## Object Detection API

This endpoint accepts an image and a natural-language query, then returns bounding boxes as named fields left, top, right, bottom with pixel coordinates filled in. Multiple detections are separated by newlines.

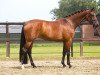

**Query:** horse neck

left=67, top=11, right=89, bottom=30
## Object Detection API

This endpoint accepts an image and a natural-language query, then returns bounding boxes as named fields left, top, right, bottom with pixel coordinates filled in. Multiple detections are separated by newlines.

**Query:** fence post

left=80, top=41, right=83, bottom=56
left=80, top=26, right=83, bottom=56
left=71, top=41, right=73, bottom=57
left=6, top=22, right=10, bottom=58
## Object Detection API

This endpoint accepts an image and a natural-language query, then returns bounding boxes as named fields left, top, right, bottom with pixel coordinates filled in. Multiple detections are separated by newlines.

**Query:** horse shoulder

left=62, top=25, right=75, bottom=41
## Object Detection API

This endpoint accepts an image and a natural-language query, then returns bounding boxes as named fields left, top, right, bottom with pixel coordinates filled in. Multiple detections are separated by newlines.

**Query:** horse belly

left=40, top=29, right=63, bottom=41
left=40, top=35, right=63, bottom=41
left=38, top=22, right=64, bottom=41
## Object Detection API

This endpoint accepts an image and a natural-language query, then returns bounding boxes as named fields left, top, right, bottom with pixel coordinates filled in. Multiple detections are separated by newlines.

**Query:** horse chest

left=62, top=28, right=75, bottom=41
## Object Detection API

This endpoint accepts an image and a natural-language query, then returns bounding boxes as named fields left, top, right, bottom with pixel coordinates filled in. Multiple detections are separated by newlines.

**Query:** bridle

left=80, top=12, right=100, bottom=37
left=90, top=13, right=100, bottom=37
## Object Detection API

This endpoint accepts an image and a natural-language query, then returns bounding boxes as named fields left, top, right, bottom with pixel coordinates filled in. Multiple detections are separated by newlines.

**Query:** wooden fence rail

left=0, top=22, right=24, bottom=57
left=0, top=22, right=100, bottom=58
left=71, top=38, right=100, bottom=57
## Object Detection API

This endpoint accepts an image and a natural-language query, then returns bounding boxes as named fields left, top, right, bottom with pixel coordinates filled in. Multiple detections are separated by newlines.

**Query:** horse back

left=24, top=19, right=75, bottom=41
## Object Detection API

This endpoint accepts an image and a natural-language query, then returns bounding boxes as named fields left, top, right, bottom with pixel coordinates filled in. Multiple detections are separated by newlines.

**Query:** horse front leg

left=67, top=49, right=72, bottom=68
left=63, top=40, right=72, bottom=68
left=61, top=42, right=67, bottom=67
left=66, top=40, right=72, bottom=68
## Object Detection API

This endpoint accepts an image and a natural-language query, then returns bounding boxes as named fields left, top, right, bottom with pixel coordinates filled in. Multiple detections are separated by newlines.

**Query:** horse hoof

left=31, top=63, right=36, bottom=68
left=33, top=65, right=37, bottom=68
left=63, top=64, right=66, bottom=68
left=32, top=65, right=37, bottom=68
left=21, top=65, right=25, bottom=69
left=61, top=61, right=66, bottom=68
left=69, top=65, right=72, bottom=68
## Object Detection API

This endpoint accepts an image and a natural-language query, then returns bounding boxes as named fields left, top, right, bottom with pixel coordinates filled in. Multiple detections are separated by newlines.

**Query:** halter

left=79, top=12, right=100, bottom=37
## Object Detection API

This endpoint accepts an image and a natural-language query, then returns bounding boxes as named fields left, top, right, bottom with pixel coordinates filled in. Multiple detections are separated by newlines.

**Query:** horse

left=19, top=8, right=99, bottom=69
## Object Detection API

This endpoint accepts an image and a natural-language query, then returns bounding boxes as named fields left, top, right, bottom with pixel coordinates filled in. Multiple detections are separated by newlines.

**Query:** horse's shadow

left=11, top=65, right=64, bottom=69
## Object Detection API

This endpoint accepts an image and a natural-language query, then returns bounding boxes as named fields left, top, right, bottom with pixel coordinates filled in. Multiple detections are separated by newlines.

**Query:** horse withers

left=19, top=8, right=99, bottom=69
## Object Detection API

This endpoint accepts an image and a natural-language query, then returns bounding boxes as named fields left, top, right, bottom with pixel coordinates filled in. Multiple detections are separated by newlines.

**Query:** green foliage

left=51, top=0, right=100, bottom=19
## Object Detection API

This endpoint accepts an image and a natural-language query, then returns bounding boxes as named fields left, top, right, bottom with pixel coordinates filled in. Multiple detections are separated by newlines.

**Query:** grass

left=0, top=42, right=100, bottom=60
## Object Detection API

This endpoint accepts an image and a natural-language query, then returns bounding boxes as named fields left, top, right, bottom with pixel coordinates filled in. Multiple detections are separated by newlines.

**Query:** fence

left=0, top=22, right=24, bottom=57
left=0, top=22, right=100, bottom=58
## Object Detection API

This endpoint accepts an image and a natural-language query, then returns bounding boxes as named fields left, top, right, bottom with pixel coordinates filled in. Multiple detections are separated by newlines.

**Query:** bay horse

left=19, top=8, right=99, bottom=69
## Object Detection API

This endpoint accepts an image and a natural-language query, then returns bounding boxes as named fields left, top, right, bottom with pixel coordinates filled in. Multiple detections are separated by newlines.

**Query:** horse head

left=85, top=8, right=99, bottom=29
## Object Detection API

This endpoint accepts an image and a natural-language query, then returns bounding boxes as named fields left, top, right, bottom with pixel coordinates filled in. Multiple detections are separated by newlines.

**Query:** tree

left=51, top=0, right=100, bottom=19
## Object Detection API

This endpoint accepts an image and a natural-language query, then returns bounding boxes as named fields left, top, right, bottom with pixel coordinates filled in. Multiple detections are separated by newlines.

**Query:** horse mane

left=65, top=9, right=89, bottom=18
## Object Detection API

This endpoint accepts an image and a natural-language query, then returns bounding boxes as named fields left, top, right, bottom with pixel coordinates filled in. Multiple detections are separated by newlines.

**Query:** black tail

left=19, top=26, right=28, bottom=64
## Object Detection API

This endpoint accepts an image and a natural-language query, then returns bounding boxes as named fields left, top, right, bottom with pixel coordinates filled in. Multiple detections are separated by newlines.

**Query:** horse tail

left=19, top=25, right=28, bottom=64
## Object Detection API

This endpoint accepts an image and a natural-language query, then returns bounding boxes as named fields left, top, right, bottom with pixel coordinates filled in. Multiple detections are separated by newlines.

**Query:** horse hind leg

left=20, top=41, right=31, bottom=65
left=27, top=51, right=36, bottom=68
left=27, top=42, right=36, bottom=68
left=20, top=47, right=28, bottom=69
